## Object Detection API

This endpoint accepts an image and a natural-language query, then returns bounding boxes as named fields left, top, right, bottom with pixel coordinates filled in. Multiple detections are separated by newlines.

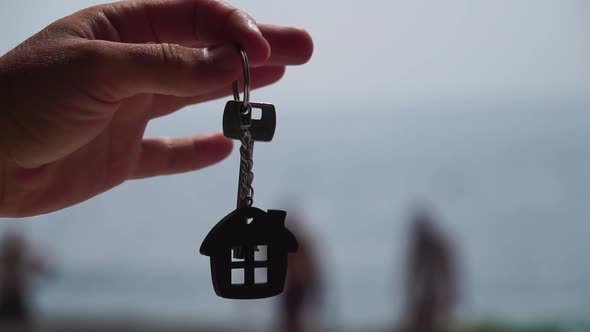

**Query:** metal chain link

left=233, top=49, right=255, bottom=209
left=238, top=127, right=254, bottom=207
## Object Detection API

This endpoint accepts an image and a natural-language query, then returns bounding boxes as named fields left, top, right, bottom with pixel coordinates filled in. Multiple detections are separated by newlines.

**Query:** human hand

left=0, top=0, right=313, bottom=217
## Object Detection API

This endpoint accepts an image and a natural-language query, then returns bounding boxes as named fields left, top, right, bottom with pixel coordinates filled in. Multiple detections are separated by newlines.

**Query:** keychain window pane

left=254, top=245, right=267, bottom=261
left=231, top=269, right=245, bottom=285
left=231, top=246, right=245, bottom=262
left=255, top=268, right=267, bottom=284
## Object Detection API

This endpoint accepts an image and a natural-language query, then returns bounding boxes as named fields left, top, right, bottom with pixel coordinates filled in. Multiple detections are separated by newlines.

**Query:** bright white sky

left=0, top=0, right=588, bottom=103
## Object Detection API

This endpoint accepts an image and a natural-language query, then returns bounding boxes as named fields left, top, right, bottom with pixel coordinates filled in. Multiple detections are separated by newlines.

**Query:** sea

left=1, top=99, right=589, bottom=328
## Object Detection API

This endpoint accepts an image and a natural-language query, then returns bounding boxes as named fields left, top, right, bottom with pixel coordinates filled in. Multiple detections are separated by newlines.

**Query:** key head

left=223, top=100, right=276, bottom=142
left=200, top=207, right=298, bottom=299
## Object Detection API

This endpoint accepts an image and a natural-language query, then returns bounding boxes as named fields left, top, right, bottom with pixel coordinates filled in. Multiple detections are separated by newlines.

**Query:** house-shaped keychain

left=200, top=207, right=298, bottom=299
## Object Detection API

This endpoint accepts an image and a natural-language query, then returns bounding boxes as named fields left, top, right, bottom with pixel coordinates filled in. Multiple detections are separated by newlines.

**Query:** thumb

left=89, top=41, right=243, bottom=99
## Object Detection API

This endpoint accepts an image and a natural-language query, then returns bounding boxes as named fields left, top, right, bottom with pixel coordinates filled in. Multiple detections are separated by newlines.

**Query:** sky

left=0, top=0, right=588, bottom=105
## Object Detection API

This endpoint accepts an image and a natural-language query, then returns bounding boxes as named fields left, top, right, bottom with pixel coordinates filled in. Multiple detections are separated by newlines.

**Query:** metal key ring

left=232, top=49, right=251, bottom=114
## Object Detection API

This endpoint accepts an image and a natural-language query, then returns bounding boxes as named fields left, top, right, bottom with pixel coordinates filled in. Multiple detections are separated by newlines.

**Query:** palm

left=21, top=94, right=156, bottom=212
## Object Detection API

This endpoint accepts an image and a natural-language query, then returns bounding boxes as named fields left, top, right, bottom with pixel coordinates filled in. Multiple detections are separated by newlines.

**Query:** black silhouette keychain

left=200, top=50, right=298, bottom=299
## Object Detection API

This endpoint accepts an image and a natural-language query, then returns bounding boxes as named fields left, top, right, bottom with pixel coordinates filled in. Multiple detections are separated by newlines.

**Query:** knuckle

left=122, top=43, right=188, bottom=69
left=66, top=41, right=109, bottom=71
left=221, top=7, right=244, bottom=33
left=124, top=43, right=158, bottom=63
left=67, top=41, right=111, bottom=81
left=156, top=43, right=186, bottom=67
left=78, top=42, right=104, bottom=63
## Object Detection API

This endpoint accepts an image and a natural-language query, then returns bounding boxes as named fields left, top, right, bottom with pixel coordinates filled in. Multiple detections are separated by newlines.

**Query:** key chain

left=200, top=49, right=298, bottom=299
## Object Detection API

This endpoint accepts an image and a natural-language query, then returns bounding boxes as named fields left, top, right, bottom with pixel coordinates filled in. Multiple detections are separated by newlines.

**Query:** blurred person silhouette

left=401, top=207, right=458, bottom=332
left=0, top=228, right=52, bottom=327
left=280, top=209, right=323, bottom=332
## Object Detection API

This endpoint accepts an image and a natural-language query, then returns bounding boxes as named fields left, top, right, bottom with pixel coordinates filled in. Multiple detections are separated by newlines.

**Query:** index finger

left=72, top=0, right=271, bottom=64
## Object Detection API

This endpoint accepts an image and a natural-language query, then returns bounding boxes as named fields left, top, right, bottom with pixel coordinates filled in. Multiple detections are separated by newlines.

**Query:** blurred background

left=0, top=0, right=589, bottom=331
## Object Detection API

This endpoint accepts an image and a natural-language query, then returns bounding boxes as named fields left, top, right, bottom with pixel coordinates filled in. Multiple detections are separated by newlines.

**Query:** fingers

left=76, top=1, right=314, bottom=66
left=141, top=25, right=314, bottom=117
left=83, top=0, right=270, bottom=64
left=130, top=132, right=233, bottom=179
left=69, top=1, right=313, bottom=101
left=149, top=66, right=286, bottom=119
left=259, top=24, right=314, bottom=66
left=89, top=41, right=244, bottom=99
left=67, top=1, right=314, bottom=104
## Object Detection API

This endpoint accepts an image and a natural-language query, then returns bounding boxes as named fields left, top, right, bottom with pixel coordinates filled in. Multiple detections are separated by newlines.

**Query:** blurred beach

left=1, top=318, right=571, bottom=332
